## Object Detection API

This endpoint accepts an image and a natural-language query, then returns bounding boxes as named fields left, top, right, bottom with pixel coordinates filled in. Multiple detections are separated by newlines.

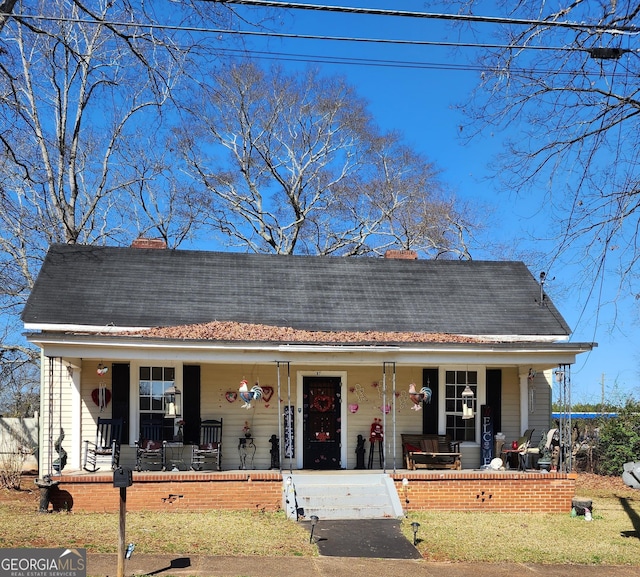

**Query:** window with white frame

left=139, top=366, right=175, bottom=440
left=445, top=370, right=477, bottom=442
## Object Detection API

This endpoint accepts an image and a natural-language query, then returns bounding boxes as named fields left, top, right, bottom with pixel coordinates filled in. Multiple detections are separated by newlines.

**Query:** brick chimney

left=384, top=249, right=418, bottom=260
left=131, top=237, right=167, bottom=249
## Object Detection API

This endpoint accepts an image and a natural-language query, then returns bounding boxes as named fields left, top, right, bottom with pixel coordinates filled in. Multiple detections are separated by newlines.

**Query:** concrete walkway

left=87, top=554, right=640, bottom=577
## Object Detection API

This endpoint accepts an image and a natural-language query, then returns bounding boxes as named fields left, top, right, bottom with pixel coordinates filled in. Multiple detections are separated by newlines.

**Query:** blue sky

left=202, top=1, right=640, bottom=403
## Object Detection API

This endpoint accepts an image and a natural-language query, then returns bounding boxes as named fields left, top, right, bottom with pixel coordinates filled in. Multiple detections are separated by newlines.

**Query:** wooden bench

left=401, top=433, right=462, bottom=470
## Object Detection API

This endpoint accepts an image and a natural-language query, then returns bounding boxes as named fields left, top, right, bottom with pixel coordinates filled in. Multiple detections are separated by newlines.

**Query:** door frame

left=296, top=371, right=347, bottom=470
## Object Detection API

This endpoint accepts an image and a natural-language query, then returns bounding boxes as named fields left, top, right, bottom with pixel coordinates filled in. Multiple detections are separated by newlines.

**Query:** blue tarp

left=552, top=412, right=618, bottom=419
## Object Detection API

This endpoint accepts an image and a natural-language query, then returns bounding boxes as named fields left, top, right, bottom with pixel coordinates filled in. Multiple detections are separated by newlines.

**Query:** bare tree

left=0, top=2, right=184, bottom=348
left=441, top=1, right=640, bottom=295
left=0, top=0, right=18, bottom=33
left=0, top=0, right=245, bottom=400
left=177, top=60, right=476, bottom=257
left=0, top=350, right=39, bottom=417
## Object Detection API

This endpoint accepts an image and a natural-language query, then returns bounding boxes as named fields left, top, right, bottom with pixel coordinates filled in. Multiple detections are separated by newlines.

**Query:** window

left=139, top=366, right=175, bottom=440
left=445, top=370, right=477, bottom=442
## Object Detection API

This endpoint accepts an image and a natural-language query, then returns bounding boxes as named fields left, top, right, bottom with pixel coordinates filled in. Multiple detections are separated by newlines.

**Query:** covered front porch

left=36, top=342, right=585, bottom=479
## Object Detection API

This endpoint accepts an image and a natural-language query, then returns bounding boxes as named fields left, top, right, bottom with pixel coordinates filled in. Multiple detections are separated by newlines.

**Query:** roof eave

left=25, top=330, right=594, bottom=353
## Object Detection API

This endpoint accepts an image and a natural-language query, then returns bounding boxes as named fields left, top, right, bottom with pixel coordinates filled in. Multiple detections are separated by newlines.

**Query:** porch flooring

left=51, top=466, right=563, bottom=480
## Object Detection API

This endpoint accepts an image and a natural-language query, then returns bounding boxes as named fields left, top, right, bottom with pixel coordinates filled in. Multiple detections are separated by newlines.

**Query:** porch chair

left=529, top=428, right=560, bottom=471
left=500, top=428, right=534, bottom=470
left=192, top=418, right=223, bottom=471
left=83, top=417, right=123, bottom=472
left=135, top=422, right=166, bottom=471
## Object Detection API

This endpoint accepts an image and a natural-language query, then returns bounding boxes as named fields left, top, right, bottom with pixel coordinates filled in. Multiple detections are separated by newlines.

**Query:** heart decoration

left=91, top=388, right=111, bottom=407
left=225, top=391, right=237, bottom=402
left=262, top=386, right=274, bottom=402
left=312, top=394, right=334, bottom=412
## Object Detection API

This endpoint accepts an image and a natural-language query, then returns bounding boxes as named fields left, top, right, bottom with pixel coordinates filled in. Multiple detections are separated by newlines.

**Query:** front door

left=303, top=376, right=342, bottom=469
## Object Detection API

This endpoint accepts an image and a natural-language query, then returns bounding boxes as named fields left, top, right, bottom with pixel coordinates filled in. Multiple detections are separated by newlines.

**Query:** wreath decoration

left=312, top=394, right=333, bottom=412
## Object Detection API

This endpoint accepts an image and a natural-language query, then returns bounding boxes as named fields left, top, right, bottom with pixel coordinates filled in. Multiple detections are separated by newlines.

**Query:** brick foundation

left=393, top=471, right=577, bottom=513
left=51, top=471, right=283, bottom=513
left=49, top=470, right=576, bottom=514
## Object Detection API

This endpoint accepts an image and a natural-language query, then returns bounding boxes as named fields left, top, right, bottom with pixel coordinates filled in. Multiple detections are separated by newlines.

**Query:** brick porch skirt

left=46, top=470, right=577, bottom=514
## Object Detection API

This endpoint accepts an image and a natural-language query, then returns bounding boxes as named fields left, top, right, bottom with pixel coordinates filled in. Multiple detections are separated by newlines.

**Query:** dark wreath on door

left=303, top=376, right=342, bottom=469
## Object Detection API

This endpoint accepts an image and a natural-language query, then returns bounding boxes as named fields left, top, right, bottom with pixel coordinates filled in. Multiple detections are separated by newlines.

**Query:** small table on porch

left=500, top=446, right=526, bottom=470
left=164, top=442, right=192, bottom=471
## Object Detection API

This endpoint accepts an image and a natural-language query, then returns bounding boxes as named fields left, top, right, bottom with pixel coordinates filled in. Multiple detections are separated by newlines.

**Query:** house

left=21, top=242, right=593, bottom=513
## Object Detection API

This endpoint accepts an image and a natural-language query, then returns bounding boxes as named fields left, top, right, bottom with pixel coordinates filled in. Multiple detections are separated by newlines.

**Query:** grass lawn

left=1, top=473, right=639, bottom=565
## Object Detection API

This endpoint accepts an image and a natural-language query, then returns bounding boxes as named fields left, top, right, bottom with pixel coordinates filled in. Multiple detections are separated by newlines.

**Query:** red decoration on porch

left=225, top=392, right=237, bottom=402
left=91, top=388, right=111, bottom=408
left=369, top=418, right=383, bottom=442
left=261, top=386, right=274, bottom=402
left=312, top=394, right=333, bottom=412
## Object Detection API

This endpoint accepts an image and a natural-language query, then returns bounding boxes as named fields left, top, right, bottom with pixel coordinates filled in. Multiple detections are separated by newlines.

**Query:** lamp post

left=309, top=515, right=319, bottom=544
left=411, top=521, right=420, bottom=546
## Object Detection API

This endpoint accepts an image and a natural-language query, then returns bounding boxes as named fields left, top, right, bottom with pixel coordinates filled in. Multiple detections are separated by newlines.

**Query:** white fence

left=0, top=415, right=39, bottom=472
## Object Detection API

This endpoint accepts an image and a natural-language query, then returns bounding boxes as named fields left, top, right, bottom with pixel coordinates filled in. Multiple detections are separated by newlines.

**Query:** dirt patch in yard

left=574, top=472, right=639, bottom=498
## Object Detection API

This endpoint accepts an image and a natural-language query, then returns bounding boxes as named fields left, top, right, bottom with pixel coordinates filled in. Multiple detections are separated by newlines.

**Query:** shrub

left=0, top=441, right=27, bottom=490
left=595, top=401, right=640, bottom=476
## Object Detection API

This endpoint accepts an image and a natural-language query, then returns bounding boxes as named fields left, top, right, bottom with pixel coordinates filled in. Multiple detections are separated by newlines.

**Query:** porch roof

left=24, top=244, right=574, bottom=341
left=25, top=330, right=593, bottom=369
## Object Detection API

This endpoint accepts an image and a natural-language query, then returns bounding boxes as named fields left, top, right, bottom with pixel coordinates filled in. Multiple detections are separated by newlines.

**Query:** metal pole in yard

left=117, top=487, right=126, bottom=577
left=287, top=362, right=292, bottom=473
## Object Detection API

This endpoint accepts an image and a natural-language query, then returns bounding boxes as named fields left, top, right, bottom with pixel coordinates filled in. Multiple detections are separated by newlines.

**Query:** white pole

left=382, top=363, right=387, bottom=473
left=392, top=362, right=397, bottom=474
left=276, top=362, right=283, bottom=472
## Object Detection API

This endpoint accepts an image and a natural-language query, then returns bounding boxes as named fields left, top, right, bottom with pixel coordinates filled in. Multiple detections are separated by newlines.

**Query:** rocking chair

left=135, top=422, right=166, bottom=471
left=83, top=417, right=123, bottom=472
left=192, top=419, right=223, bottom=471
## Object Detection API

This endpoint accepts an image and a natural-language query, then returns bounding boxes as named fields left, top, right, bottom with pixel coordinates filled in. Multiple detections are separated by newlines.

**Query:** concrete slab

left=304, top=519, right=422, bottom=559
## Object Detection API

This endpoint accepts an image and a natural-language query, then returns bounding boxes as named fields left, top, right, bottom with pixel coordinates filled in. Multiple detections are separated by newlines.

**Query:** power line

left=3, top=11, right=577, bottom=53
left=2, top=9, right=635, bottom=77
left=212, top=0, right=640, bottom=35
left=214, top=46, right=631, bottom=76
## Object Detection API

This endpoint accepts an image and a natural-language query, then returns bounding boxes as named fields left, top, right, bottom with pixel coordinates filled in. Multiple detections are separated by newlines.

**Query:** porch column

left=69, top=362, right=82, bottom=470
left=518, top=370, right=529, bottom=434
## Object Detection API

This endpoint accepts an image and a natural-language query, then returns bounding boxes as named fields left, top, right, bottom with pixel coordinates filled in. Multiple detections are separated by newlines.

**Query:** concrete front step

left=284, top=473, right=403, bottom=520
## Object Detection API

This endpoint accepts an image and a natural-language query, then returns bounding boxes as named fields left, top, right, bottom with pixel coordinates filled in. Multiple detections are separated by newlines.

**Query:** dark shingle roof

left=22, top=244, right=571, bottom=337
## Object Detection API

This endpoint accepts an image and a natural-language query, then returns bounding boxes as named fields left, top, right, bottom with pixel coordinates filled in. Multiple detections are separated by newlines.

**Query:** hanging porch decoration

left=408, top=382, right=432, bottom=411
left=462, top=385, right=475, bottom=419
left=91, top=386, right=111, bottom=411
left=239, top=379, right=264, bottom=409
